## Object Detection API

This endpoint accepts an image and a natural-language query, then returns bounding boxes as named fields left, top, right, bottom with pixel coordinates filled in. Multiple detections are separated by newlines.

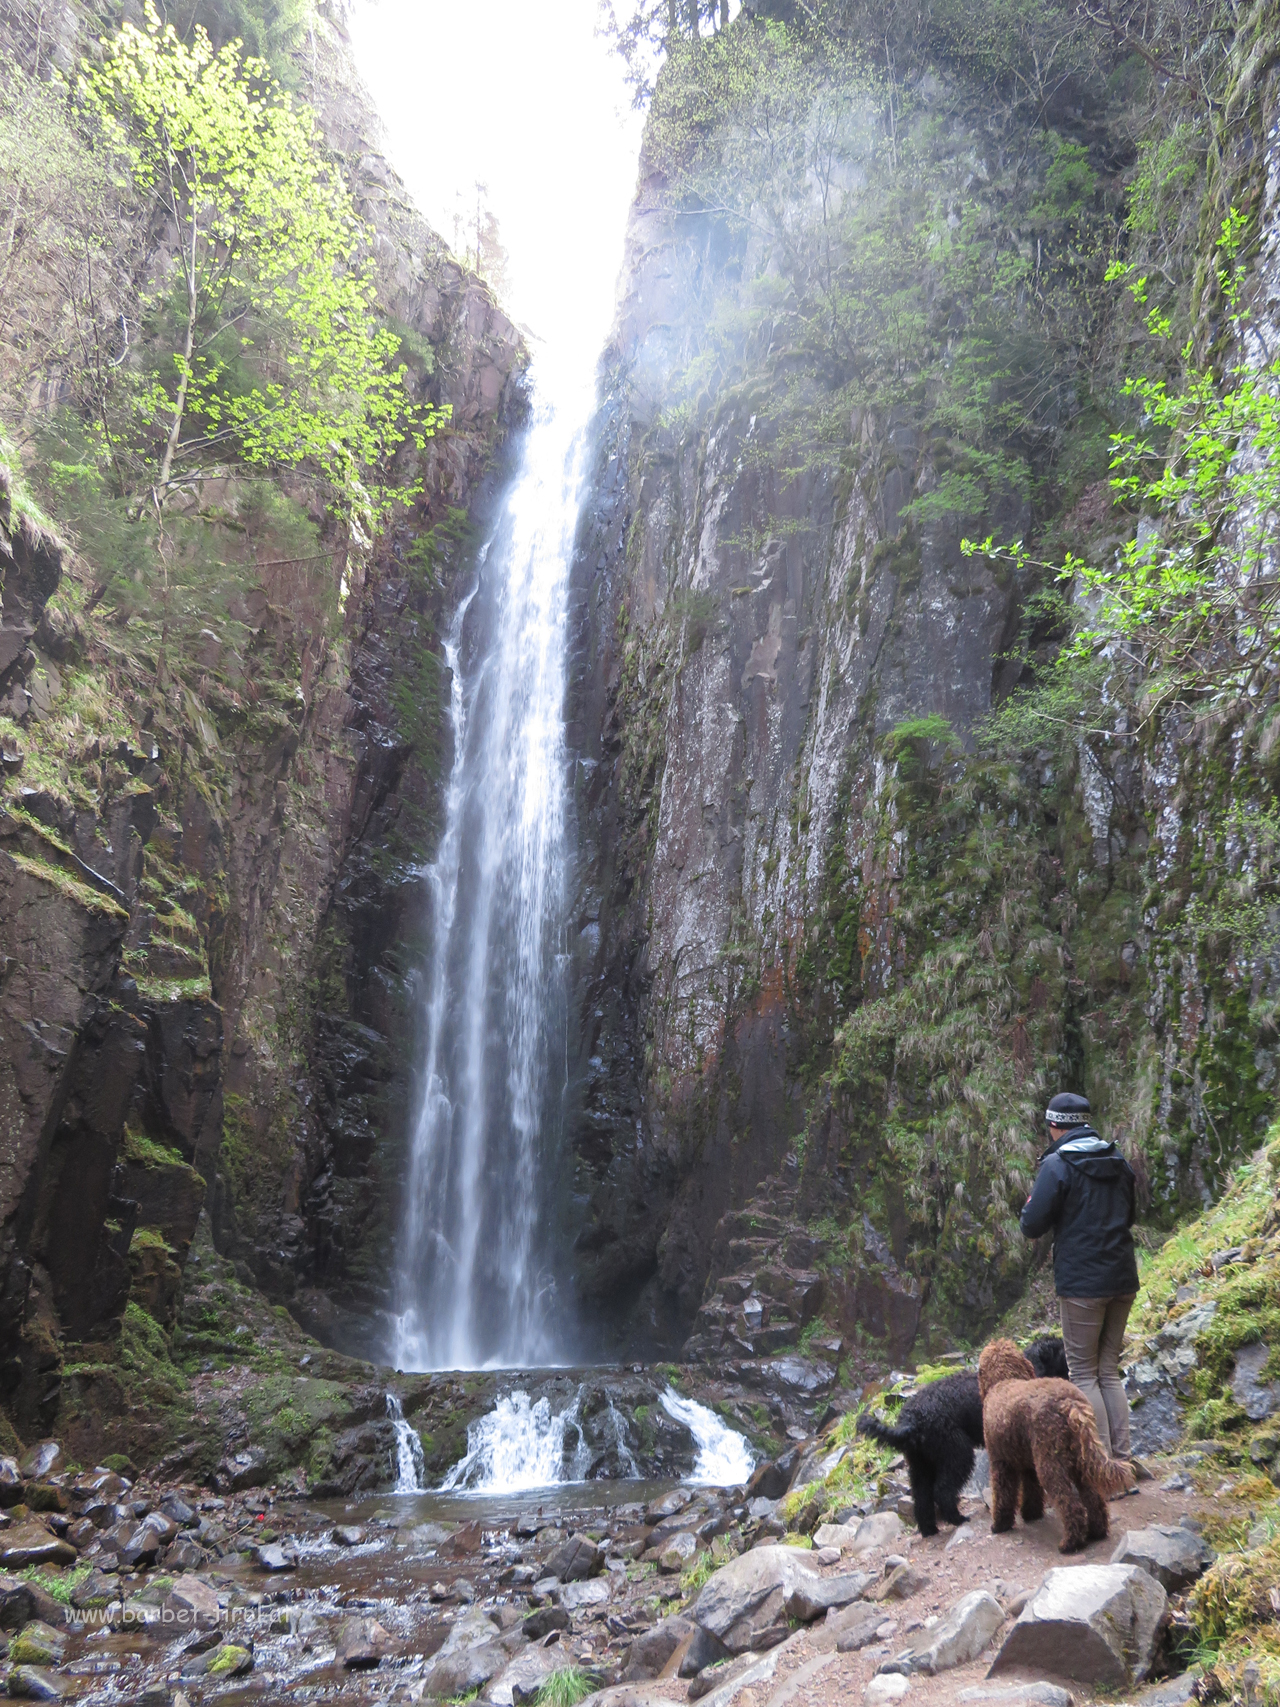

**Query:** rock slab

left=987, top=1565, right=1167, bottom=1688
left=879, top=1591, right=1005, bottom=1676
left=1110, top=1526, right=1214, bottom=1591
left=689, top=1544, right=821, bottom=1655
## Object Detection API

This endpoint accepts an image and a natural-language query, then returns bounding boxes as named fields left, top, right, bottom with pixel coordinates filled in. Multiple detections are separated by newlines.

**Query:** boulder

left=679, top=1623, right=730, bottom=1677
left=746, top=1450, right=800, bottom=1502
left=834, top=1603, right=891, bottom=1653
left=879, top=1591, right=1005, bottom=1676
left=338, top=1615, right=392, bottom=1669
left=622, top=1614, right=693, bottom=1680
left=0, top=1576, right=63, bottom=1630
left=659, top=1532, right=697, bottom=1573
left=784, top=1571, right=873, bottom=1622
left=647, top=1490, right=694, bottom=1521
left=0, top=1526, right=75, bottom=1570
left=160, top=1494, right=197, bottom=1527
left=561, top=1578, right=611, bottom=1614
left=254, top=1541, right=298, bottom=1572
left=333, top=1524, right=366, bottom=1547
left=987, top=1566, right=1166, bottom=1688
left=206, top=1643, right=254, bottom=1678
left=18, top=1444, right=63, bottom=1482
left=70, top=1571, right=117, bottom=1612
left=163, top=1574, right=221, bottom=1631
left=545, top=1532, right=603, bottom=1581
left=814, top=1512, right=902, bottom=1554
left=423, top=1642, right=511, bottom=1698
left=0, top=1460, right=21, bottom=1505
left=1110, top=1526, right=1214, bottom=1592
left=866, top=1565, right=929, bottom=1603
left=486, top=1647, right=571, bottom=1707
left=9, top=1621, right=67, bottom=1666
left=524, top=1607, right=571, bottom=1640
left=689, top=1544, right=821, bottom=1654
left=6, top=1667, right=71, bottom=1700
left=1231, top=1344, right=1276, bottom=1421
left=165, top=1536, right=209, bottom=1572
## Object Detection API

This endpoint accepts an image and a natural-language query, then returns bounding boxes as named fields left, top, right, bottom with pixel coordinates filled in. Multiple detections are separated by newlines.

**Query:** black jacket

left=1020, top=1127, right=1139, bottom=1298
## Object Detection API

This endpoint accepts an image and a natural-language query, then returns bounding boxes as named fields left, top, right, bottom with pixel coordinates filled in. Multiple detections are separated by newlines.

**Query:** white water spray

left=440, top=1390, right=593, bottom=1493
left=386, top=1393, right=426, bottom=1492
left=660, top=1388, right=756, bottom=1486
left=390, top=351, right=595, bottom=1372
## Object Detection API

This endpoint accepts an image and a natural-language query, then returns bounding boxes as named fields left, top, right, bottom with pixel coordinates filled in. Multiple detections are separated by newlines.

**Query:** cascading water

left=659, top=1388, right=756, bottom=1486
left=386, top=1393, right=426, bottom=1492
left=390, top=352, right=591, bottom=1373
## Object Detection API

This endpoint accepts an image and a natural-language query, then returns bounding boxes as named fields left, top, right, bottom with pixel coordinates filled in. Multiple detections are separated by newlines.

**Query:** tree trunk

left=157, top=229, right=199, bottom=503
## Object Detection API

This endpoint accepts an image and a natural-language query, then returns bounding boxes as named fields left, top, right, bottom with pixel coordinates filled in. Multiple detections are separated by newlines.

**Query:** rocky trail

left=0, top=1425, right=1239, bottom=1707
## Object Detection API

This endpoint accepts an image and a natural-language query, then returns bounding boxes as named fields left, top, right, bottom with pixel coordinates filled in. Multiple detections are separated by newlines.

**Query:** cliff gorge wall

left=566, top=1, right=1280, bottom=1361
left=0, top=0, right=525, bottom=1436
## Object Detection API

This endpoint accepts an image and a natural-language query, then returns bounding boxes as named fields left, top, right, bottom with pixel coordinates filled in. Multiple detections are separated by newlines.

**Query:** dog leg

left=1038, top=1455, right=1089, bottom=1552
left=1083, top=1483, right=1110, bottom=1542
left=1018, top=1468, right=1044, bottom=1522
left=933, top=1430, right=973, bottom=1527
left=906, top=1449, right=938, bottom=1538
left=989, top=1456, right=1019, bottom=1533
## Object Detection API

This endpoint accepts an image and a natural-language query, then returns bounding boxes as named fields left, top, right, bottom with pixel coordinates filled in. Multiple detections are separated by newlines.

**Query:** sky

left=348, top=0, right=646, bottom=366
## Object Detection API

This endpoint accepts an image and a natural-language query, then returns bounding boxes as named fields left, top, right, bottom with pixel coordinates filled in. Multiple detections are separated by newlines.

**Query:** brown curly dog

left=979, top=1338, right=1131, bottom=1553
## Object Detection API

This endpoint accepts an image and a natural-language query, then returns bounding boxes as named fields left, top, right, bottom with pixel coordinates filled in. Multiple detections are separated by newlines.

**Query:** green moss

left=122, top=1129, right=187, bottom=1169
left=6, top=849, right=130, bottom=919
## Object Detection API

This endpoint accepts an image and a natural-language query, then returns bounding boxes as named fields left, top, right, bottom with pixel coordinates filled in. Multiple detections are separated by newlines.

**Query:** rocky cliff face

left=0, top=1, right=525, bottom=1434
left=564, top=5, right=1280, bottom=1361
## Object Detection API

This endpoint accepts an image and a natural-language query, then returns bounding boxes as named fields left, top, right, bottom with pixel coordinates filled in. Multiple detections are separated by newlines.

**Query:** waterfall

left=390, top=354, right=589, bottom=1372
left=386, top=1393, right=426, bottom=1492
left=440, top=1389, right=591, bottom=1493
left=660, top=1388, right=756, bottom=1486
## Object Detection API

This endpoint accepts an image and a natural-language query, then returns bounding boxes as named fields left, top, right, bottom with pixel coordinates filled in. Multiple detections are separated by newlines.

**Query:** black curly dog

left=856, top=1336, right=1069, bottom=1537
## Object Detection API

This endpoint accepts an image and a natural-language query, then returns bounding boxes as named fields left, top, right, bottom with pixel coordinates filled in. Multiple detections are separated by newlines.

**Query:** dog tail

left=1065, top=1399, right=1131, bottom=1495
left=856, top=1410, right=911, bottom=1450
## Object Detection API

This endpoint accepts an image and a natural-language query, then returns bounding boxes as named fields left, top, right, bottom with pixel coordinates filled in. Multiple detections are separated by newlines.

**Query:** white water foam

left=386, top=1392, right=426, bottom=1492
left=660, top=1388, right=755, bottom=1486
left=439, top=1385, right=753, bottom=1494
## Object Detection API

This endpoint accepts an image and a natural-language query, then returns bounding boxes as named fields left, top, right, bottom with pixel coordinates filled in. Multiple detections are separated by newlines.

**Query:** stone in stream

left=658, top=1531, right=697, bottom=1572
left=622, top=1613, right=693, bottom=1680
left=332, top=1523, right=366, bottom=1547
left=70, top=1571, right=117, bottom=1612
left=646, top=1489, right=695, bottom=1521
left=0, top=1575, right=64, bottom=1630
left=337, top=1615, right=393, bottom=1669
left=165, top=1535, right=209, bottom=1571
left=163, top=1573, right=222, bottom=1630
left=205, top=1643, right=254, bottom=1679
left=254, top=1540, right=298, bottom=1571
left=987, top=1565, right=1167, bottom=1688
left=545, top=1532, right=603, bottom=1580
left=1110, top=1525, right=1215, bottom=1591
left=784, top=1570, right=873, bottom=1622
left=8, top=1621, right=67, bottom=1666
left=5, top=1666, right=72, bottom=1701
left=878, top=1590, right=1005, bottom=1676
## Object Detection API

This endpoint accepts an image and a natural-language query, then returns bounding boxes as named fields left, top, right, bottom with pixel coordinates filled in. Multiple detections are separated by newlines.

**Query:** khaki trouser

left=1059, top=1293, right=1136, bottom=1458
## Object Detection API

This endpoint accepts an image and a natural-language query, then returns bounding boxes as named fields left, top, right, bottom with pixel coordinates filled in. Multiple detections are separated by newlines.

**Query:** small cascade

left=386, top=1393, right=425, bottom=1493
left=660, top=1388, right=755, bottom=1486
left=440, top=1389, right=589, bottom=1493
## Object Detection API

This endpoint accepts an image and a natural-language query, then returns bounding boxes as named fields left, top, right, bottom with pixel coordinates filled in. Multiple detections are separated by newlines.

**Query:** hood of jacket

left=1051, top=1127, right=1130, bottom=1182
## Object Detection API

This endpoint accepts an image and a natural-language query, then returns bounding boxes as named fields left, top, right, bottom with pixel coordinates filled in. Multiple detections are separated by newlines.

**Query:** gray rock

left=689, top=1544, right=822, bottom=1654
left=878, top=1591, right=1005, bottom=1675
left=958, top=1686, right=1073, bottom=1707
left=680, top=1623, right=729, bottom=1677
left=833, top=1602, right=889, bottom=1653
left=1137, top=1669, right=1202, bottom=1706
left=162, top=1573, right=221, bottom=1631
left=850, top=1513, right=904, bottom=1553
left=253, top=1541, right=297, bottom=1572
left=6, top=1666, right=71, bottom=1700
left=1110, top=1526, right=1214, bottom=1591
left=485, top=1647, right=570, bottom=1707
left=623, top=1614, right=693, bottom=1680
left=659, top=1531, right=698, bottom=1572
left=560, top=1578, right=611, bottom=1614
left=785, top=1570, right=873, bottom=1622
left=337, top=1615, right=392, bottom=1669
left=423, top=1640, right=511, bottom=1697
left=1231, top=1344, right=1276, bottom=1421
left=546, top=1532, right=603, bottom=1581
left=18, top=1443, right=63, bottom=1481
left=987, top=1565, right=1167, bottom=1688
left=523, top=1606, right=571, bottom=1641
left=865, top=1678, right=912, bottom=1705
left=332, top=1524, right=366, bottom=1547
left=867, top=1564, right=929, bottom=1603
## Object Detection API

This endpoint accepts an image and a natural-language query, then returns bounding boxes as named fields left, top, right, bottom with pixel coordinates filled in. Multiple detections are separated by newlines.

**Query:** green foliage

left=532, top=1668, right=600, bottom=1707
left=19, top=1564, right=91, bottom=1605
left=78, top=4, right=443, bottom=524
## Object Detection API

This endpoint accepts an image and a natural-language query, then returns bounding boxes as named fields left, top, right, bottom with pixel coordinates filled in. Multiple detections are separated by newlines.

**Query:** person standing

left=1019, top=1091, right=1139, bottom=1464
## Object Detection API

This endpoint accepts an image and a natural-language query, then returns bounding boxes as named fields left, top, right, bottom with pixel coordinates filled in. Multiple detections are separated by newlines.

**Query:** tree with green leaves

left=78, top=2, right=438, bottom=525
